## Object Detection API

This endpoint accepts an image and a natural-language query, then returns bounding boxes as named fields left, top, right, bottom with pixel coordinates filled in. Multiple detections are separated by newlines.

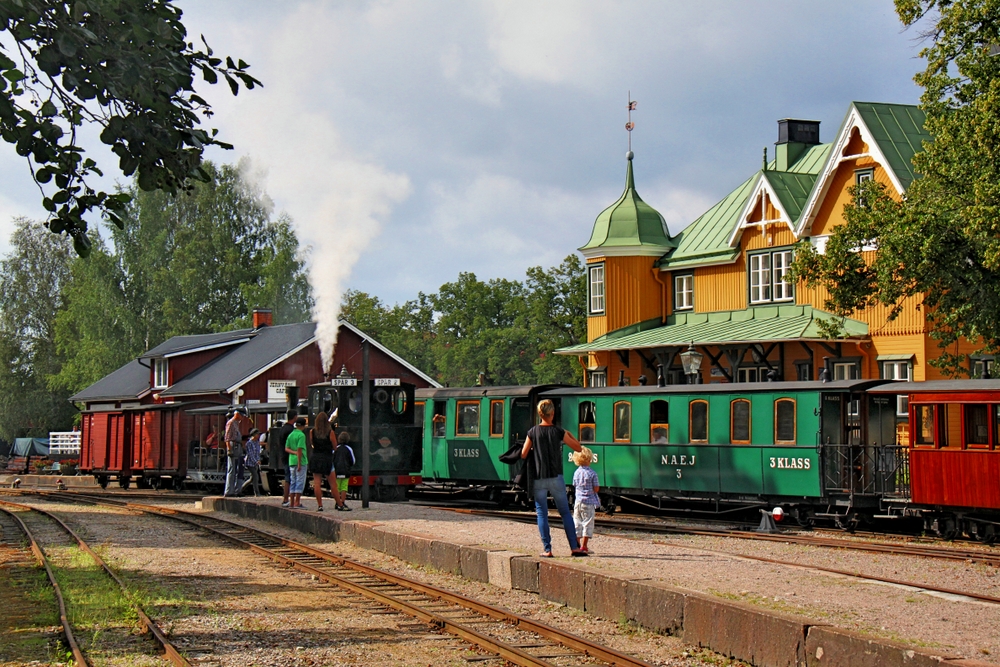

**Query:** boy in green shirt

left=284, top=417, right=309, bottom=509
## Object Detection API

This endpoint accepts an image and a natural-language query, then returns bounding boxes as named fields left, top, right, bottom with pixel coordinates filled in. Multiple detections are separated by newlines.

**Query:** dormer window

left=154, top=359, right=169, bottom=389
left=588, top=264, right=605, bottom=314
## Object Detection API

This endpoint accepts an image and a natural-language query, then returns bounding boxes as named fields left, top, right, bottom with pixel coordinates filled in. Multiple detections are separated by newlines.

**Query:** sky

left=0, top=2, right=928, bottom=310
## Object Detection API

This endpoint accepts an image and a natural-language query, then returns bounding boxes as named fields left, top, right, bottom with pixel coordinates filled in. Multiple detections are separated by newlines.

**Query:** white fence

left=48, top=431, right=81, bottom=456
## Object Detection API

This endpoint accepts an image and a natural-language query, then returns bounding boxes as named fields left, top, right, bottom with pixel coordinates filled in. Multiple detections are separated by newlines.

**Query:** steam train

left=414, top=379, right=1000, bottom=542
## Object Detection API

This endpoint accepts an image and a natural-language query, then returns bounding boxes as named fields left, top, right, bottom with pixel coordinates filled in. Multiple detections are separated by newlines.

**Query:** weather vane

left=626, top=91, right=637, bottom=157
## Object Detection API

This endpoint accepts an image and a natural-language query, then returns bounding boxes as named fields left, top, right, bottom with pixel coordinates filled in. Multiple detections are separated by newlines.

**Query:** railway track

left=440, top=507, right=1000, bottom=566
left=0, top=498, right=191, bottom=667
left=37, top=492, right=656, bottom=667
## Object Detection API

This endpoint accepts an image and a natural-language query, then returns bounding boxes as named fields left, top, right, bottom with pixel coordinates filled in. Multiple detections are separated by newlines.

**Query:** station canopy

left=556, top=305, right=868, bottom=354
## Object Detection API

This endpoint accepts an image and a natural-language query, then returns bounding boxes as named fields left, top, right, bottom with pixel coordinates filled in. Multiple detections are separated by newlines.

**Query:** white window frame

left=589, top=370, right=607, bottom=388
left=772, top=250, right=794, bottom=302
left=588, top=264, right=605, bottom=314
left=153, top=358, right=169, bottom=389
left=855, top=169, right=874, bottom=186
left=737, top=366, right=770, bottom=383
left=749, top=253, right=771, bottom=304
left=881, top=361, right=910, bottom=381
left=674, top=274, right=694, bottom=311
left=833, top=362, right=859, bottom=381
left=896, top=395, right=909, bottom=418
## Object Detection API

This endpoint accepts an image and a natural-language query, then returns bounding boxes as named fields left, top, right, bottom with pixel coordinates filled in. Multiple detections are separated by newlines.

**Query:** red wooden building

left=72, top=310, right=438, bottom=488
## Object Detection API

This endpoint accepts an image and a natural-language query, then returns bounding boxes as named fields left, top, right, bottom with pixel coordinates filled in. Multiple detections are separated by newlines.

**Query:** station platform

left=202, top=495, right=996, bottom=667
left=0, top=473, right=98, bottom=488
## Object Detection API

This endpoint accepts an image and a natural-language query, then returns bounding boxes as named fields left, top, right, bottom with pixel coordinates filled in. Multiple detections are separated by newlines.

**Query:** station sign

left=330, top=378, right=358, bottom=387
left=267, top=380, right=297, bottom=403
left=374, top=378, right=401, bottom=387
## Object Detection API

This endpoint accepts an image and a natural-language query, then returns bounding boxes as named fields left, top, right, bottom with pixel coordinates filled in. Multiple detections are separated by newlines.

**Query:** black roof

left=869, top=379, right=1000, bottom=394
left=541, top=379, right=890, bottom=397
left=415, top=385, right=565, bottom=399
left=70, top=359, right=151, bottom=402
left=161, top=322, right=316, bottom=397
left=187, top=402, right=288, bottom=415
left=142, top=329, right=254, bottom=358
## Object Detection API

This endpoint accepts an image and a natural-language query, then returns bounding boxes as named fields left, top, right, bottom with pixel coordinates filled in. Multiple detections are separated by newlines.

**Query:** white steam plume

left=211, top=6, right=412, bottom=372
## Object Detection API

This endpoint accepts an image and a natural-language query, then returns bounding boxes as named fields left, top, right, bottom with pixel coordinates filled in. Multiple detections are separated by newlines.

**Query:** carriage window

left=414, top=401, right=425, bottom=428
left=323, top=389, right=338, bottom=415
left=689, top=400, right=708, bottom=443
left=490, top=400, right=504, bottom=438
left=456, top=401, right=480, bottom=436
left=432, top=402, right=446, bottom=438
left=579, top=401, right=596, bottom=443
left=650, top=399, right=669, bottom=443
left=775, top=399, right=796, bottom=444
left=731, top=399, right=751, bottom=444
left=965, top=404, right=990, bottom=448
left=613, top=401, right=631, bottom=442
left=348, top=389, right=362, bottom=414
left=914, top=404, right=936, bottom=446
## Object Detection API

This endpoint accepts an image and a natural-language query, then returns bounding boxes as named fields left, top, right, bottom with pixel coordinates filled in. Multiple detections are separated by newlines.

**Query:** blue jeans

left=532, top=476, right=580, bottom=553
left=289, top=465, right=307, bottom=495
left=224, top=455, right=240, bottom=496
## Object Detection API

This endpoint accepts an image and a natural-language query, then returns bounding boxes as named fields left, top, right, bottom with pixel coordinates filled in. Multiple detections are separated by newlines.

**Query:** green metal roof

left=656, top=143, right=831, bottom=271
left=581, top=156, right=676, bottom=252
left=852, top=102, right=928, bottom=191
left=555, top=305, right=867, bottom=354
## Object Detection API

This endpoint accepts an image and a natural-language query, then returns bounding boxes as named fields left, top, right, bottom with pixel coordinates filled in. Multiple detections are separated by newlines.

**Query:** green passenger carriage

left=417, top=380, right=903, bottom=523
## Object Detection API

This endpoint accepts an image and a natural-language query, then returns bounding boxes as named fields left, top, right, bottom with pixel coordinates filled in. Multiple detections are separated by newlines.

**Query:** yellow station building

left=557, top=102, right=985, bottom=407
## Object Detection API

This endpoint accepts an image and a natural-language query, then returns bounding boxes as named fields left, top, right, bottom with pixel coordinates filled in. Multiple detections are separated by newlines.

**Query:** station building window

left=650, top=399, right=669, bottom=443
left=795, top=361, right=813, bottom=382
left=749, top=248, right=794, bottom=304
left=879, top=358, right=911, bottom=416
left=775, top=398, right=796, bottom=444
left=613, top=401, right=631, bottom=442
left=737, top=366, right=771, bottom=383
left=674, top=274, right=693, bottom=311
left=489, top=400, right=504, bottom=438
left=154, top=358, right=169, bottom=389
left=689, top=400, right=708, bottom=443
left=579, top=401, right=596, bottom=443
left=456, top=401, right=480, bottom=436
left=730, top=399, right=751, bottom=444
left=588, top=264, right=605, bottom=314
left=588, top=370, right=607, bottom=388
left=972, top=356, right=995, bottom=379
left=831, top=360, right=860, bottom=381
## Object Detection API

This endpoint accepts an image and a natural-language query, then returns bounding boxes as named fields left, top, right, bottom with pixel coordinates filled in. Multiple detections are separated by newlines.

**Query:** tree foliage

left=49, top=159, right=314, bottom=393
left=0, top=0, right=259, bottom=254
left=340, top=255, right=587, bottom=386
left=791, top=0, right=1000, bottom=373
left=0, top=218, right=75, bottom=439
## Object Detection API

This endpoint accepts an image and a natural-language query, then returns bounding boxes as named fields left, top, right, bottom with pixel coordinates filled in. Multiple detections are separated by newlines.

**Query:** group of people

left=222, top=406, right=263, bottom=497
left=521, top=399, right=600, bottom=557
left=221, top=407, right=355, bottom=509
left=275, top=409, right=355, bottom=511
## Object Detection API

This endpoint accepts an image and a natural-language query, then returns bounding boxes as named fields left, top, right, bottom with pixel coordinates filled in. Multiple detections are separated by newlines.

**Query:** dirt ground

left=7, top=499, right=747, bottom=667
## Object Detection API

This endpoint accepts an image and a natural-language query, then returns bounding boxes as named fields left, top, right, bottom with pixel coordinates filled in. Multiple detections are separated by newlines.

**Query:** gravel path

left=223, top=496, right=1000, bottom=663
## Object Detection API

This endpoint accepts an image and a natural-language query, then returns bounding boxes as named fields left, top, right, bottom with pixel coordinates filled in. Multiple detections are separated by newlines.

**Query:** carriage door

left=868, top=394, right=899, bottom=495
left=820, top=393, right=847, bottom=492
left=508, top=398, right=531, bottom=483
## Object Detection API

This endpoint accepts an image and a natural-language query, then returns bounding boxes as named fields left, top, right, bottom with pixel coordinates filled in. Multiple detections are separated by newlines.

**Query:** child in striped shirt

left=572, top=447, right=600, bottom=553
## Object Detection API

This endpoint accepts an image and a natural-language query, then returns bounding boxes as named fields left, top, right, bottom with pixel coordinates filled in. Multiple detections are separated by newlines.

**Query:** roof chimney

left=775, top=119, right=820, bottom=171
left=252, top=308, right=273, bottom=329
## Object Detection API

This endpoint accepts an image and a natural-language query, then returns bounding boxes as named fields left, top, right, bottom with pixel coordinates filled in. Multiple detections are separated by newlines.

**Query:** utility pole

left=361, top=338, right=371, bottom=509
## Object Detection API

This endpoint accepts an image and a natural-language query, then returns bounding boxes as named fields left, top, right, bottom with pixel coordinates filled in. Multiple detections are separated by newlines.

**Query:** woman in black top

left=521, top=399, right=587, bottom=557
left=308, top=411, right=335, bottom=511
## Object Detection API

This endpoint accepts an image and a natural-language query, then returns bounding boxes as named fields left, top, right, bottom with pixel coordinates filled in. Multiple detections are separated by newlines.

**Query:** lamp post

left=679, top=342, right=703, bottom=385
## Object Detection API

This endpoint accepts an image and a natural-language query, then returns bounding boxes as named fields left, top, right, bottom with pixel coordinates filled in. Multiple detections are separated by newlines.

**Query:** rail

left=58, top=492, right=654, bottom=667
left=0, top=499, right=191, bottom=667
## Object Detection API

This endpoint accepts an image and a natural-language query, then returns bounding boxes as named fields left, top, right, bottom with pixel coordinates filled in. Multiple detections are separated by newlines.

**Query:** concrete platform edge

left=203, top=497, right=990, bottom=667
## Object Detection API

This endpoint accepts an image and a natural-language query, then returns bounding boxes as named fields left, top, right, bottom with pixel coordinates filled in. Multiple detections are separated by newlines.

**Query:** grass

left=0, top=551, right=63, bottom=664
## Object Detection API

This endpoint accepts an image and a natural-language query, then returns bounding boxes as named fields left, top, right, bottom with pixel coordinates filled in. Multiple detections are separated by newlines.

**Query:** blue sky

left=0, top=2, right=927, bottom=314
